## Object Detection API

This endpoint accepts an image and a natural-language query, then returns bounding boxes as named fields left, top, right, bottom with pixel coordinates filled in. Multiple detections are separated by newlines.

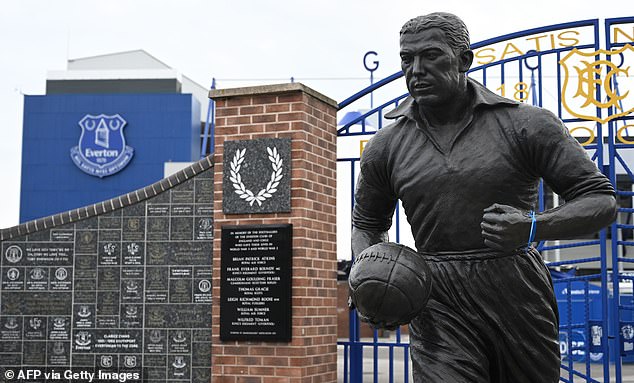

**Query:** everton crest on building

left=70, top=114, right=134, bottom=177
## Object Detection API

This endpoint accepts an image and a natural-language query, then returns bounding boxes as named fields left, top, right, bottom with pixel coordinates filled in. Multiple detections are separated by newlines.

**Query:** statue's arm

left=481, top=108, right=617, bottom=251
left=349, top=140, right=397, bottom=312
left=351, top=227, right=389, bottom=258
left=534, top=193, right=616, bottom=240
left=481, top=194, right=616, bottom=251
left=351, top=134, right=397, bottom=255
left=351, top=172, right=397, bottom=255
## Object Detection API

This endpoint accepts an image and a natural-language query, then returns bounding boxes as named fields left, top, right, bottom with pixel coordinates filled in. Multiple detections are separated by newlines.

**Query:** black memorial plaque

left=220, top=224, right=292, bottom=341
left=0, top=166, right=214, bottom=381
left=222, top=138, right=291, bottom=215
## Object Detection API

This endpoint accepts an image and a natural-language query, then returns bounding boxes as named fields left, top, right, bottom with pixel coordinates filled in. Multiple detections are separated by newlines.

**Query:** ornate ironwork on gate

left=337, top=17, right=634, bottom=383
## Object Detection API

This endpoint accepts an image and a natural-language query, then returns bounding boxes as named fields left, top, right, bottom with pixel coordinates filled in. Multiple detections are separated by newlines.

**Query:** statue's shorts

left=410, top=247, right=560, bottom=383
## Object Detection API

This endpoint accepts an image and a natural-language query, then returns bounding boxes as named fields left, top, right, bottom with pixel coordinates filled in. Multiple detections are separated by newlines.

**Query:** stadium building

left=19, top=50, right=210, bottom=222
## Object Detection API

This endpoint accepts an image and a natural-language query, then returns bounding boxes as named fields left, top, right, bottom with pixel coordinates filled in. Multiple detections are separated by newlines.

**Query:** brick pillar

left=209, top=83, right=339, bottom=382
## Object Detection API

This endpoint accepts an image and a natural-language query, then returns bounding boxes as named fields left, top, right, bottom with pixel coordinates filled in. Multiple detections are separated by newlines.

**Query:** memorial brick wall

left=210, top=83, right=339, bottom=382
left=0, top=157, right=214, bottom=382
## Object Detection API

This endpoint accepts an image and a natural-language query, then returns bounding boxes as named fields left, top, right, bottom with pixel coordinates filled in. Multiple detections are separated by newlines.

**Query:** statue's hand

left=350, top=292, right=399, bottom=330
left=481, top=203, right=532, bottom=251
left=357, top=311, right=399, bottom=331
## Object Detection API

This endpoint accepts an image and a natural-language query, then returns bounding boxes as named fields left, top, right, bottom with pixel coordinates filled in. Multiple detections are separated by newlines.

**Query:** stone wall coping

left=209, top=82, right=338, bottom=109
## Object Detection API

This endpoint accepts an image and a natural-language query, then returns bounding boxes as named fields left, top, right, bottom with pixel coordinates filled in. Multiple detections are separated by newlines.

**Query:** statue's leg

left=410, top=250, right=560, bottom=383
left=481, top=248, right=560, bottom=383
left=409, top=301, right=490, bottom=383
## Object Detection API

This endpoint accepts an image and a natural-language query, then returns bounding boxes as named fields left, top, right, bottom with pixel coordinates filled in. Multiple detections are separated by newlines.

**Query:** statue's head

left=400, top=12, right=470, bottom=55
left=399, top=12, right=473, bottom=108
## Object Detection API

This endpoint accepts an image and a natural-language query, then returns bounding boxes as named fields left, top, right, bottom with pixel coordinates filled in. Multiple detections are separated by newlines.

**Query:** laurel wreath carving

left=229, top=147, right=284, bottom=206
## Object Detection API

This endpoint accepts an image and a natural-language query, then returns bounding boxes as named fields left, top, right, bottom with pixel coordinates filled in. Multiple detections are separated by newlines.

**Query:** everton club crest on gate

left=70, top=114, right=134, bottom=177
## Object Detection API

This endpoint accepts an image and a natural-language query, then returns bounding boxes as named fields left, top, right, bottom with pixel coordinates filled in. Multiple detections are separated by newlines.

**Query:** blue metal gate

left=337, top=17, right=634, bottom=382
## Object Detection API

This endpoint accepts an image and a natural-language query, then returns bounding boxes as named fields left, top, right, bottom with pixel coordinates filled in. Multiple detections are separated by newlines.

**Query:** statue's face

left=400, top=28, right=468, bottom=107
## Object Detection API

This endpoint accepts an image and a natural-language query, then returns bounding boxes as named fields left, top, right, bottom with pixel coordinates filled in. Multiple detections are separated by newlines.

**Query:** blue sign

left=621, top=321, right=634, bottom=355
left=588, top=320, right=603, bottom=354
left=560, top=330, right=603, bottom=363
left=70, top=114, right=134, bottom=177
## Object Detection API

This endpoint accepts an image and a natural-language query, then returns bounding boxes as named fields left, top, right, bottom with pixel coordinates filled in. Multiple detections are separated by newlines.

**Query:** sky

left=0, top=0, right=632, bottom=229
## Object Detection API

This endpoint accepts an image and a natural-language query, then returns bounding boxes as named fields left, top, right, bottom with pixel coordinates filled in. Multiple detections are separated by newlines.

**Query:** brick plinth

left=209, top=83, right=339, bottom=382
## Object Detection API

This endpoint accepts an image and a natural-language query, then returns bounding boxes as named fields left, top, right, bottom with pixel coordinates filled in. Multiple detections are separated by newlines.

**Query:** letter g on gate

left=364, top=51, right=379, bottom=72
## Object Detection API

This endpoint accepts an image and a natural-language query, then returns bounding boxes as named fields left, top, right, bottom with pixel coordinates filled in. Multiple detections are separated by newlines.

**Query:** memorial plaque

left=172, top=191, right=194, bottom=205
left=72, top=353, right=94, bottom=366
left=76, top=216, right=98, bottom=230
left=146, top=242, right=169, bottom=264
left=24, top=316, right=47, bottom=339
left=168, top=354, right=191, bottom=380
left=122, top=217, right=145, bottom=241
left=147, top=205, right=170, bottom=216
left=97, top=267, right=120, bottom=290
left=99, top=230, right=121, bottom=242
left=0, top=166, right=214, bottom=380
left=168, top=329, right=191, bottom=353
left=24, top=341, right=46, bottom=364
left=99, top=216, right=122, bottom=229
left=195, top=217, right=214, bottom=241
left=191, top=341, right=212, bottom=366
left=122, top=202, right=146, bottom=217
left=51, top=266, right=73, bottom=290
left=147, top=218, right=170, bottom=241
left=2, top=266, right=24, bottom=290
left=195, top=179, right=213, bottom=204
left=144, top=353, right=167, bottom=366
left=220, top=224, right=292, bottom=341
left=99, top=242, right=121, bottom=265
left=76, top=231, right=98, bottom=254
left=144, top=329, right=167, bottom=353
left=122, top=242, right=144, bottom=265
left=192, top=367, right=212, bottom=383
left=27, top=229, right=51, bottom=242
left=51, top=230, right=74, bottom=242
left=169, top=242, right=212, bottom=265
left=73, top=304, right=96, bottom=329
left=170, top=216, right=193, bottom=240
left=222, top=138, right=291, bottom=214
left=47, top=341, right=70, bottom=365
left=171, top=204, right=194, bottom=216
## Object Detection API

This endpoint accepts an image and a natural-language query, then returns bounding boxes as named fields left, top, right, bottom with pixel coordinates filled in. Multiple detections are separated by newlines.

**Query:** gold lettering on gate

left=360, top=140, right=369, bottom=156
left=574, top=60, right=627, bottom=109
left=473, top=29, right=582, bottom=65
left=569, top=126, right=595, bottom=146
left=559, top=44, right=634, bottom=123
left=617, top=124, right=634, bottom=144
left=613, top=27, right=634, bottom=44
